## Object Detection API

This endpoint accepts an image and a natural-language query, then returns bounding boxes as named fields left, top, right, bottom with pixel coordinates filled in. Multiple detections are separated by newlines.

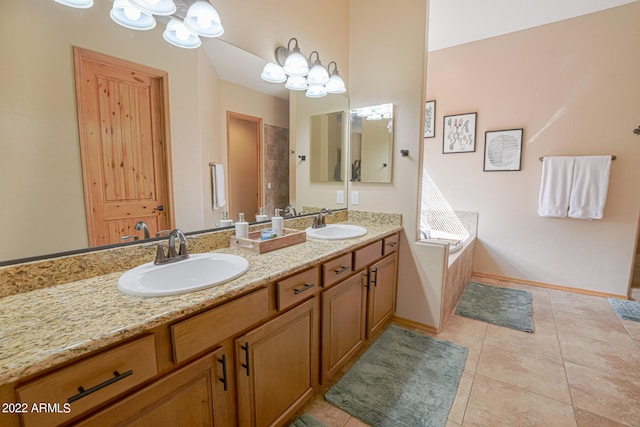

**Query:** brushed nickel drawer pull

left=293, top=283, right=315, bottom=295
left=386, top=242, right=398, bottom=247
left=67, top=370, right=133, bottom=403
left=334, top=266, right=350, bottom=275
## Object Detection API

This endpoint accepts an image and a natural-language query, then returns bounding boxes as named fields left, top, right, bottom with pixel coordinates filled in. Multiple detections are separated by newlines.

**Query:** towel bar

left=539, top=155, right=616, bottom=161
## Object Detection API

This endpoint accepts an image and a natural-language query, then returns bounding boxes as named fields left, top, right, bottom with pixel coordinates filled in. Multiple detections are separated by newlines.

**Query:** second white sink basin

left=305, top=224, right=368, bottom=240
left=118, top=253, right=249, bottom=297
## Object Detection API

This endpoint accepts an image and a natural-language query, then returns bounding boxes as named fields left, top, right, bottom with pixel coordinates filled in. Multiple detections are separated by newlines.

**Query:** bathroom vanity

left=0, top=218, right=401, bottom=427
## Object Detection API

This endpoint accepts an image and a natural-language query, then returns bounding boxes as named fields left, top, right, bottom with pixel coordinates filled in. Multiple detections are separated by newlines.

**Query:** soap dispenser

left=219, top=211, right=233, bottom=227
left=235, top=213, right=249, bottom=239
left=255, top=207, right=269, bottom=222
left=272, top=208, right=284, bottom=237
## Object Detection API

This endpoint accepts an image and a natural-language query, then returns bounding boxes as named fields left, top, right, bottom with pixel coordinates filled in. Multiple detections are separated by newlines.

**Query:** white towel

left=568, top=156, right=611, bottom=220
left=211, top=163, right=226, bottom=210
left=538, top=156, right=574, bottom=217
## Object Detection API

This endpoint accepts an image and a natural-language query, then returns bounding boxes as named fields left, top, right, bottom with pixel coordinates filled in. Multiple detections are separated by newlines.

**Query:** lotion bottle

left=235, top=213, right=249, bottom=239
left=219, top=211, right=234, bottom=227
left=272, top=208, right=284, bottom=237
left=255, top=207, right=269, bottom=222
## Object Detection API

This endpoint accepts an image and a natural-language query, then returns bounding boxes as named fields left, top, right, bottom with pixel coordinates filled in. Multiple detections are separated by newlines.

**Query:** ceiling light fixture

left=52, top=0, right=223, bottom=49
left=260, top=37, right=346, bottom=98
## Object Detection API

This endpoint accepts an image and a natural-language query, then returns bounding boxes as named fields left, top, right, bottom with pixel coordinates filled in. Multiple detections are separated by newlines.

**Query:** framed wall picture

left=424, top=100, right=436, bottom=138
left=483, top=128, right=523, bottom=171
left=443, top=112, right=476, bottom=153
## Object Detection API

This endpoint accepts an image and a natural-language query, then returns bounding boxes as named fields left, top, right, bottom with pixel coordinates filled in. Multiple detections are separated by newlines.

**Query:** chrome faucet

left=312, top=208, right=332, bottom=229
left=135, top=221, right=151, bottom=239
left=283, top=205, right=297, bottom=217
left=146, top=229, right=189, bottom=265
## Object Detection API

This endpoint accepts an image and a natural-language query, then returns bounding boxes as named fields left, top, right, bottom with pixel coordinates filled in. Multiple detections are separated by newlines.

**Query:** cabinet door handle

left=241, top=342, right=250, bottom=376
left=218, top=354, right=228, bottom=391
left=334, top=265, right=350, bottom=275
left=386, top=241, right=398, bottom=247
left=370, top=268, right=378, bottom=287
left=293, top=283, right=315, bottom=295
left=362, top=271, right=370, bottom=290
left=67, top=370, right=133, bottom=403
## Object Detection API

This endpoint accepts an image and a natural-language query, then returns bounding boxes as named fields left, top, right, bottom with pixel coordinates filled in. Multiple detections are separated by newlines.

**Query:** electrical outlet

left=351, top=191, right=359, bottom=205
left=267, top=182, right=272, bottom=189
left=337, top=190, right=344, bottom=204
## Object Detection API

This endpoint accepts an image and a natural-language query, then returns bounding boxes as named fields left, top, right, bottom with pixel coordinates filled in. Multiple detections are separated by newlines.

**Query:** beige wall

left=424, top=3, right=640, bottom=297
left=349, top=0, right=432, bottom=325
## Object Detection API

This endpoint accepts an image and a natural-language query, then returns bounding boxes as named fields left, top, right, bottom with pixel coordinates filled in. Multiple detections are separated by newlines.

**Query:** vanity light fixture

left=110, top=0, right=156, bottom=31
left=53, top=0, right=93, bottom=8
left=163, top=18, right=201, bottom=49
left=260, top=38, right=346, bottom=98
left=53, top=0, right=223, bottom=49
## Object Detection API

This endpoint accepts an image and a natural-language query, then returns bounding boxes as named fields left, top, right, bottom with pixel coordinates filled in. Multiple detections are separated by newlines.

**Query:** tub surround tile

left=0, top=216, right=400, bottom=386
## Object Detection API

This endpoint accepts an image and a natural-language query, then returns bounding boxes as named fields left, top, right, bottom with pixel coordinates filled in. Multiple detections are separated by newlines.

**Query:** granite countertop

left=0, top=221, right=401, bottom=386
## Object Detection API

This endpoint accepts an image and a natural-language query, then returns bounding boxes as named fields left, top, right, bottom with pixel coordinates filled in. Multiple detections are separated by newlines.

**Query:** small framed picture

left=424, top=100, right=436, bottom=138
left=443, top=112, right=476, bottom=153
left=483, top=128, right=523, bottom=171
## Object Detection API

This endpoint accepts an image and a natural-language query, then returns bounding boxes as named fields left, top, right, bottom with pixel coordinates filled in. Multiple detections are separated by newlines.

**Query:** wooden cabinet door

left=77, top=347, right=232, bottom=427
left=321, top=272, right=367, bottom=383
left=235, top=298, right=319, bottom=427
left=367, top=252, right=398, bottom=338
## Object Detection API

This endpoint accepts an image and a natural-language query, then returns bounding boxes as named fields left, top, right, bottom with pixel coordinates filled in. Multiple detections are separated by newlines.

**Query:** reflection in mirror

left=292, top=91, right=349, bottom=213
left=350, top=104, right=394, bottom=183
left=310, top=112, right=344, bottom=183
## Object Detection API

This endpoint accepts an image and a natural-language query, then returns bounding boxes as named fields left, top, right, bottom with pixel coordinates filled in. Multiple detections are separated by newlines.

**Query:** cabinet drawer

left=171, top=287, right=269, bottom=364
left=322, top=253, right=353, bottom=288
left=383, top=233, right=400, bottom=256
left=16, top=335, right=157, bottom=427
left=277, top=266, right=320, bottom=311
left=353, top=240, right=383, bottom=271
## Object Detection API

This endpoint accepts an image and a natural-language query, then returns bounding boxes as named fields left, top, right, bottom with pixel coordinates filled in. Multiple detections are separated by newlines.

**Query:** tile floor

left=295, top=277, right=640, bottom=427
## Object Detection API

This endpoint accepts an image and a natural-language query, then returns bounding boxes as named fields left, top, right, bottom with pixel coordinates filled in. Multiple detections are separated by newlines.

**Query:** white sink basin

left=118, top=253, right=249, bottom=297
left=305, top=224, right=368, bottom=240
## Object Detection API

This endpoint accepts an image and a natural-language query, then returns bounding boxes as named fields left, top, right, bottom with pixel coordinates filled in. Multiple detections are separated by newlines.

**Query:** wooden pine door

left=74, top=47, right=173, bottom=246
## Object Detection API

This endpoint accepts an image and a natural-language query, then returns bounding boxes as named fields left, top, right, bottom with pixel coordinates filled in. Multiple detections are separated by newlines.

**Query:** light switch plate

left=351, top=191, right=359, bottom=205
left=337, top=190, right=344, bottom=204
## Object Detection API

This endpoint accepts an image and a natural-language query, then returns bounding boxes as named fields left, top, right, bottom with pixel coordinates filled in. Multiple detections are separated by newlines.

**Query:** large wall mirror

left=349, top=103, right=394, bottom=183
left=0, top=1, right=346, bottom=264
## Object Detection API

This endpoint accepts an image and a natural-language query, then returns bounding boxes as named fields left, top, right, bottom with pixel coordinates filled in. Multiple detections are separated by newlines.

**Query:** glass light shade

left=184, top=1, right=224, bottom=37
left=261, top=62, right=287, bottom=83
left=285, top=75, right=308, bottom=91
left=53, top=0, right=93, bottom=8
left=110, top=0, right=156, bottom=31
left=283, top=50, right=309, bottom=76
left=129, top=0, right=176, bottom=16
left=325, top=73, right=346, bottom=94
left=306, top=84, right=327, bottom=98
left=163, top=19, right=201, bottom=49
left=306, top=63, right=329, bottom=85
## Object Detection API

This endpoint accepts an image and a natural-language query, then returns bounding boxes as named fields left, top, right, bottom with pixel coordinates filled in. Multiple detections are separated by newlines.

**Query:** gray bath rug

left=325, top=324, right=468, bottom=427
left=608, top=298, right=640, bottom=322
left=455, top=282, right=534, bottom=332
left=289, top=413, right=326, bottom=427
